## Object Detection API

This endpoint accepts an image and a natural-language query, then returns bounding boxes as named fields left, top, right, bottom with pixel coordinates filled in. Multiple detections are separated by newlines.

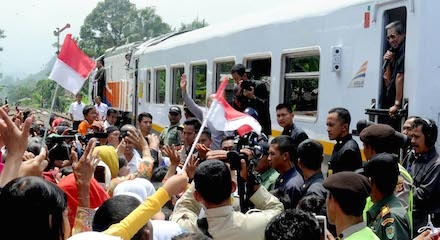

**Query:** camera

left=240, top=80, right=255, bottom=91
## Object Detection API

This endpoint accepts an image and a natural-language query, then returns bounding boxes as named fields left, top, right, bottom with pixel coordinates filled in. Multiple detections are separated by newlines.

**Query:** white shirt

left=127, top=150, right=142, bottom=173
left=68, top=102, right=86, bottom=121
left=94, top=102, right=108, bottom=120
left=103, top=120, right=112, bottom=130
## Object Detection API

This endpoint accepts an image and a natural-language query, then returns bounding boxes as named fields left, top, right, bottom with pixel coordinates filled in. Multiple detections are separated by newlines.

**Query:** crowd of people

left=0, top=21, right=438, bottom=240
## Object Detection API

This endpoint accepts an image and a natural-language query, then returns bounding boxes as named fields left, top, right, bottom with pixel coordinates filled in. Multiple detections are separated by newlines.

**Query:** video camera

left=227, top=131, right=268, bottom=213
left=228, top=131, right=269, bottom=171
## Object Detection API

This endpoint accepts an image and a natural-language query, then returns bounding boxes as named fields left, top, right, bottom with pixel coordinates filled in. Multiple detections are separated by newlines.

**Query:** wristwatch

left=394, top=100, right=401, bottom=106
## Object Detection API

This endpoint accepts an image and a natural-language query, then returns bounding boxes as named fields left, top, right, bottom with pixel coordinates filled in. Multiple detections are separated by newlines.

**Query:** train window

left=171, top=67, right=184, bottom=105
left=214, top=61, right=235, bottom=104
left=191, top=64, right=207, bottom=106
left=283, top=52, right=320, bottom=118
left=155, top=69, right=166, bottom=104
left=146, top=69, right=151, bottom=103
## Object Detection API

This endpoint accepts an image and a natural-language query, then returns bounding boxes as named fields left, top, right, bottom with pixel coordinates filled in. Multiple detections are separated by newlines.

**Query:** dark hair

left=297, top=139, right=323, bottom=171
left=328, top=191, right=365, bottom=217
left=97, top=59, right=104, bottom=66
left=385, top=20, right=405, bottom=35
left=271, top=135, right=297, bottom=164
left=276, top=103, right=293, bottom=113
left=30, top=122, right=41, bottom=137
left=117, top=155, right=127, bottom=170
left=0, top=176, right=68, bottom=240
left=58, top=121, right=71, bottom=127
left=93, top=195, right=147, bottom=240
left=201, top=127, right=211, bottom=139
left=297, top=195, right=326, bottom=215
left=221, top=135, right=235, bottom=146
left=265, top=209, right=320, bottom=240
left=230, top=63, right=246, bottom=76
left=27, top=136, right=44, bottom=156
left=328, top=107, right=351, bottom=125
left=184, top=117, right=202, bottom=133
left=138, top=112, right=153, bottom=123
left=194, top=160, right=232, bottom=204
left=412, top=118, right=438, bottom=147
left=151, top=165, right=169, bottom=183
left=107, top=108, right=118, bottom=116
left=172, top=232, right=213, bottom=240
left=82, top=105, right=95, bottom=116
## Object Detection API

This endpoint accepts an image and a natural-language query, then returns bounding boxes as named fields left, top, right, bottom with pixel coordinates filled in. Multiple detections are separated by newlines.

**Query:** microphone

left=382, top=47, right=395, bottom=71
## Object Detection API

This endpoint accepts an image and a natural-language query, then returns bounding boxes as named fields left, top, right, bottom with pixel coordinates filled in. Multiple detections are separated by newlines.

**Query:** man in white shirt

left=68, top=93, right=86, bottom=130
left=103, top=108, right=118, bottom=130
left=94, top=96, right=108, bottom=121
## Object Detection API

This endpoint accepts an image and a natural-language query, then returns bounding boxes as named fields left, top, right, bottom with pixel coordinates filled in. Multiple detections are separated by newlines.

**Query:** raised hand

left=180, top=74, right=187, bottom=93
left=19, top=148, right=48, bottom=178
left=162, top=144, right=180, bottom=167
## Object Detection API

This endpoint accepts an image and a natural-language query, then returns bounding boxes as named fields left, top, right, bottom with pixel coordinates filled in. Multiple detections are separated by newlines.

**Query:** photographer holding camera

left=231, top=64, right=271, bottom=136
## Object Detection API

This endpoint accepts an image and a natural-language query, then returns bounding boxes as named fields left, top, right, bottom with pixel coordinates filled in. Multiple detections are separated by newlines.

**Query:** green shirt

left=159, top=123, right=181, bottom=147
left=345, top=226, right=380, bottom=240
left=366, top=195, right=410, bottom=240
left=260, top=168, right=279, bottom=191
left=340, top=222, right=380, bottom=240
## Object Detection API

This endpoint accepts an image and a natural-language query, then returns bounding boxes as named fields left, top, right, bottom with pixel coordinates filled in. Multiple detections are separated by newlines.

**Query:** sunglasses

left=386, top=33, right=399, bottom=41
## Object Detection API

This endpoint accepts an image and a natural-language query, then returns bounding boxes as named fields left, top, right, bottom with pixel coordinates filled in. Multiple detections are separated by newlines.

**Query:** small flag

left=207, top=78, right=262, bottom=136
left=49, top=34, right=95, bottom=95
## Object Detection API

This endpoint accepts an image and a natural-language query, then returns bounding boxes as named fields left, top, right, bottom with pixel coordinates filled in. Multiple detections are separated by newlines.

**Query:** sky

left=0, top=0, right=294, bottom=80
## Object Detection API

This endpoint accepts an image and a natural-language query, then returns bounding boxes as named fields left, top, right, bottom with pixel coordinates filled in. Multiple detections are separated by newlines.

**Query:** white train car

left=111, top=0, right=439, bottom=156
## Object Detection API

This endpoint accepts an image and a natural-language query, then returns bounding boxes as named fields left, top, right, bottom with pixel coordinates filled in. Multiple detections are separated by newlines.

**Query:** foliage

left=124, top=7, right=171, bottom=43
left=79, top=0, right=171, bottom=58
left=0, top=28, right=5, bottom=51
left=179, top=18, right=208, bottom=32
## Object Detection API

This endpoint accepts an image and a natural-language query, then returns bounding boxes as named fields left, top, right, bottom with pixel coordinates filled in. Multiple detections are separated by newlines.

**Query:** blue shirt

left=275, top=167, right=304, bottom=208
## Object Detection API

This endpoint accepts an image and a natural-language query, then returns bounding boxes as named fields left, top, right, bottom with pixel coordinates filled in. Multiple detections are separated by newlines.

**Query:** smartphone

left=315, top=215, right=328, bottom=240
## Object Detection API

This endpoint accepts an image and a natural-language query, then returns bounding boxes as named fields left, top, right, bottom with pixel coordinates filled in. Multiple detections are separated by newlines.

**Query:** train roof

left=134, top=0, right=371, bottom=56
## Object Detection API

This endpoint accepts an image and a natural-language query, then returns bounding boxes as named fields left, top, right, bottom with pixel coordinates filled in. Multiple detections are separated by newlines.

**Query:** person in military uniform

left=364, top=153, right=411, bottom=240
left=323, top=171, right=379, bottom=239
left=359, top=123, right=414, bottom=231
left=159, top=106, right=182, bottom=147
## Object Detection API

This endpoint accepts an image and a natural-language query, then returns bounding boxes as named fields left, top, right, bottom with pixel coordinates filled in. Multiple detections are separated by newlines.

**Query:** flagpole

left=181, top=99, right=218, bottom=171
left=42, top=84, right=60, bottom=144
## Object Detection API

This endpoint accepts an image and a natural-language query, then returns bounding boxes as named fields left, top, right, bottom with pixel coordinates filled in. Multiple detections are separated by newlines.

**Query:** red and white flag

left=207, top=77, right=262, bottom=136
left=49, top=34, right=95, bottom=95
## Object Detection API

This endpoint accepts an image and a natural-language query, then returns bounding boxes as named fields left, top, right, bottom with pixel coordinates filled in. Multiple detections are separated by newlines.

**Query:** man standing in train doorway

left=93, top=59, right=106, bottom=103
left=380, top=20, right=406, bottom=131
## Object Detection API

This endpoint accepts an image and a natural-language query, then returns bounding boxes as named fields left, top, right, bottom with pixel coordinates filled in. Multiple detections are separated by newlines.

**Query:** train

left=90, top=0, right=440, bottom=156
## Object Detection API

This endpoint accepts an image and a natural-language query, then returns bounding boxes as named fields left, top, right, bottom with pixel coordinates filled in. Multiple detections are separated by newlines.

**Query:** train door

left=365, top=5, right=407, bottom=131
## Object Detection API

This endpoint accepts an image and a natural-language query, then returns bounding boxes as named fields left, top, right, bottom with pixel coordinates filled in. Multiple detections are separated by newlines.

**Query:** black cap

left=363, top=153, right=399, bottom=179
left=169, top=106, right=182, bottom=114
left=360, top=124, right=398, bottom=146
left=323, top=171, right=371, bottom=199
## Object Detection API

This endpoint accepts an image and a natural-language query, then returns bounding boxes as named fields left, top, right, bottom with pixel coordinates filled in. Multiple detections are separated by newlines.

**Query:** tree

left=78, top=1, right=172, bottom=58
left=0, top=28, right=5, bottom=51
left=79, top=0, right=138, bottom=57
left=179, top=18, right=208, bottom=32
left=124, top=7, right=171, bottom=43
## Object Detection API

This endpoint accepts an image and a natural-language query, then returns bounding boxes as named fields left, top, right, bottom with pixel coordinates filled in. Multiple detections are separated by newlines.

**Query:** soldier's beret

left=323, top=171, right=371, bottom=198
left=360, top=124, right=397, bottom=146
left=363, top=153, right=399, bottom=179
